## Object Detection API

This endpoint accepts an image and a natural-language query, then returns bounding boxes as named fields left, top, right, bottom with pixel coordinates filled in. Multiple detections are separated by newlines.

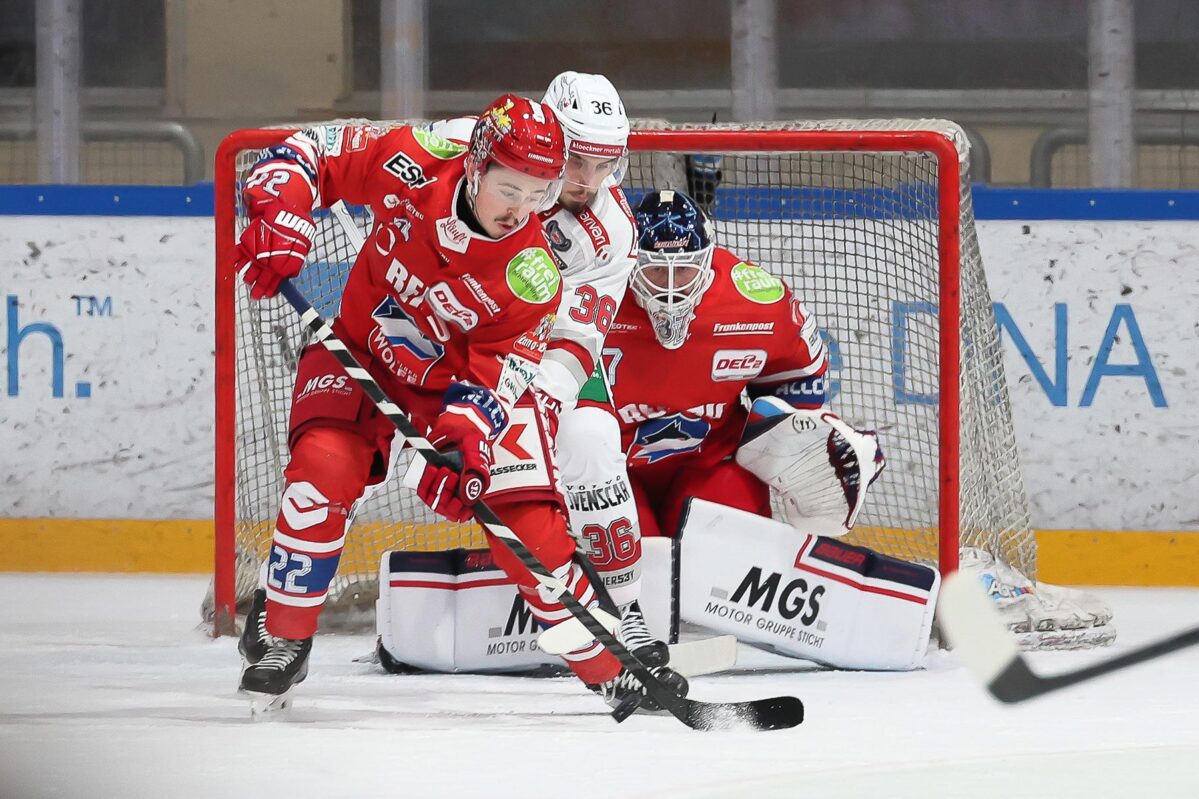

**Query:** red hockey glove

left=416, top=384, right=508, bottom=523
left=237, top=202, right=316, bottom=300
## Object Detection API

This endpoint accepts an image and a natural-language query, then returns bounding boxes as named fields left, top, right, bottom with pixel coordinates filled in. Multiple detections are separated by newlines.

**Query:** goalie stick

left=271, top=277, right=803, bottom=731
left=939, top=571, right=1199, bottom=703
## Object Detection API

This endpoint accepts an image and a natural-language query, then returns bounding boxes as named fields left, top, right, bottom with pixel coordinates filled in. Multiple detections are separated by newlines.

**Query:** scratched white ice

left=0, top=574, right=1196, bottom=799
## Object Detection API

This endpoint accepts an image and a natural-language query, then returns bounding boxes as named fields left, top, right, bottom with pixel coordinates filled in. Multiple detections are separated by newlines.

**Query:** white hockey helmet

left=542, top=71, right=630, bottom=185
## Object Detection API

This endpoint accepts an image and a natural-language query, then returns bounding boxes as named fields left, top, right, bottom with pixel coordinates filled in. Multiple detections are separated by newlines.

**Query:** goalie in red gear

left=233, top=95, right=684, bottom=713
left=556, top=191, right=886, bottom=641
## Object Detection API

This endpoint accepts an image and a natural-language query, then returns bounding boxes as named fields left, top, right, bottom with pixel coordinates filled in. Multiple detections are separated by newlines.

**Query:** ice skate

left=591, top=664, right=689, bottom=716
left=616, top=600, right=670, bottom=667
left=239, top=635, right=312, bottom=717
left=237, top=588, right=269, bottom=666
left=958, top=547, right=1116, bottom=650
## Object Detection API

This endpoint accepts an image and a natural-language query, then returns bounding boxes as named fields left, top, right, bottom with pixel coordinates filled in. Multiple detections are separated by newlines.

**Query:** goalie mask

left=542, top=71, right=630, bottom=191
left=631, top=190, right=716, bottom=350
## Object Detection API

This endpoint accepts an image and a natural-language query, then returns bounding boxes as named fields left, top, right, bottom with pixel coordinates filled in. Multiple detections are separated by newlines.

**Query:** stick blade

left=939, top=571, right=1023, bottom=697
left=684, top=695, right=804, bottom=732
left=668, top=635, right=739, bottom=678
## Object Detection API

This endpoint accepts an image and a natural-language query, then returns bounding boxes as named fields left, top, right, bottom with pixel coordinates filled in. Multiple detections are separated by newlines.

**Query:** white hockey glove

left=735, top=396, right=886, bottom=537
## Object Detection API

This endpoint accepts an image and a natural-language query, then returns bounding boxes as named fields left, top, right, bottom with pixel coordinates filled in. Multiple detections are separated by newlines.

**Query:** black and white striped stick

left=272, top=278, right=803, bottom=731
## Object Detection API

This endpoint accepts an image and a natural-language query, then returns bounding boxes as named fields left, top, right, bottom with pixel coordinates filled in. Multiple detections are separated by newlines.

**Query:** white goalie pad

left=735, top=397, right=886, bottom=537
left=376, top=539, right=678, bottom=674
left=679, top=499, right=939, bottom=671
left=376, top=549, right=557, bottom=673
left=957, top=547, right=1117, bottom=650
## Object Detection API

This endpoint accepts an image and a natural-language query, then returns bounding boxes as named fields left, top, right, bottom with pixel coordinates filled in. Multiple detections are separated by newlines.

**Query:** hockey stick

left=272, top=278, right=803, bottom=731
left=939, top=571, right=1199, bottom=703
left=546, top=546, right=738, bottom=679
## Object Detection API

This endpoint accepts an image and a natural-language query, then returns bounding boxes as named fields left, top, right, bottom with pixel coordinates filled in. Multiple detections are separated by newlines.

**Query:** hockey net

left=208, top=120, right=1034, bottom=635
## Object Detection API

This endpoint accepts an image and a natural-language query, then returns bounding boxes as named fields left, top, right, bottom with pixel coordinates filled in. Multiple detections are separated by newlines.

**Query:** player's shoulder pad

left=427, top=116, right=477, bottom=147
left=580, top=186, right=636, bottom=265
left=608, top=185, right=636, bottom=225
left=605, top=186, right=638, bottom=256
left=370, top=125, right=466, bottom=194
left=501, top=241, right=562, bottom=306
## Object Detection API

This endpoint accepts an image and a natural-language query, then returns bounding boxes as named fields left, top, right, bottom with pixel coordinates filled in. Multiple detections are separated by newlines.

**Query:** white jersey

left=429, top=117, right=637, bottom=405
left=533, top=187, right=637, bottom=404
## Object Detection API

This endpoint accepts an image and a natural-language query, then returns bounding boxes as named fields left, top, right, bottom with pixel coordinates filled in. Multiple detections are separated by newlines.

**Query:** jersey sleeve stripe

left=285, top=132, right=321, bottom=170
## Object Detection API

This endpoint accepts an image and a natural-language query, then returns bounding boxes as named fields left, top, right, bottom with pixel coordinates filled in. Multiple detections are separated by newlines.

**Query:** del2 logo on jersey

left=711, top=349, right=766, bottom=381
left=426, top=282, right=478, bottom=331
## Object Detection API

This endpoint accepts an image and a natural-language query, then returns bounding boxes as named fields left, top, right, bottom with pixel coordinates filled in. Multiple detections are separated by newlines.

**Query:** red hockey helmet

left=467, top=94, right=567, bottom=181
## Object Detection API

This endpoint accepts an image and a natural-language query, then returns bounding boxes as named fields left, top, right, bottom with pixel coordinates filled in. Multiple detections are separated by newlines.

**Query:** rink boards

left=0, top=190, right=1196, bottom=584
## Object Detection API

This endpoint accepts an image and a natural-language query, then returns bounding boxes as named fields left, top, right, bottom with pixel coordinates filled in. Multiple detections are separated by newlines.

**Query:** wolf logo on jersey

left=370, top=296, right=445, bottom=362
left=628, top=413, right=711, bottom=464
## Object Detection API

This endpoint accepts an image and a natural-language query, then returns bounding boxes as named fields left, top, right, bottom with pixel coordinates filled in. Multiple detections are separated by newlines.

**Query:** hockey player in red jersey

left=233, top=95, right=685, bottom=712
left=432, top=73, right=672, bottom=668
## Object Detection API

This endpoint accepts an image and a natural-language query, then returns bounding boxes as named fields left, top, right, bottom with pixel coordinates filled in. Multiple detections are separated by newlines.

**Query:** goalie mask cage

left=209, top=120, right=1034, bottom=635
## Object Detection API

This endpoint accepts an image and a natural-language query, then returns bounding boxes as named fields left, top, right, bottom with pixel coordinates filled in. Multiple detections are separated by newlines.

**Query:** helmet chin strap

left=465, top=165, right=481, bottom=209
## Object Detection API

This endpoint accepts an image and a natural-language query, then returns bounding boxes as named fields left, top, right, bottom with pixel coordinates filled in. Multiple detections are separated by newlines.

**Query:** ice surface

left=1, top=574, right=1196, bottom=798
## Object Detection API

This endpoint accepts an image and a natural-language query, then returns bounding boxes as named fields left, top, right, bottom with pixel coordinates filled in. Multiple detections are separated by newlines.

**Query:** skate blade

left=241, top=687, right=295, bottom=719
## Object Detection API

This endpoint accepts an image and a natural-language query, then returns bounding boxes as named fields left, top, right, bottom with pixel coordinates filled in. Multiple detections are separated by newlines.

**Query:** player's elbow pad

left=243, top=145, right=320, bottom=212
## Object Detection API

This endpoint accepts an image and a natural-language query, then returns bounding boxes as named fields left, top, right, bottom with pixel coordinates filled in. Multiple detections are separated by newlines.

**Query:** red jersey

left=243, top=123, right=562, bottom=415
left=602, top=246, right=827, bottom=471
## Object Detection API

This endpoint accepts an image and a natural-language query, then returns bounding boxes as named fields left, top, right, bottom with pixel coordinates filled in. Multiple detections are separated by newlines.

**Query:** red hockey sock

left=486, top=501, right=621, bottom=685
left=264, top=426, right=375, bottom=640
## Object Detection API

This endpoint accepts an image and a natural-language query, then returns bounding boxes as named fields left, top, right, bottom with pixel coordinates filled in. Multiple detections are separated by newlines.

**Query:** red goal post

left=210, top=121, right=1033, bottom=636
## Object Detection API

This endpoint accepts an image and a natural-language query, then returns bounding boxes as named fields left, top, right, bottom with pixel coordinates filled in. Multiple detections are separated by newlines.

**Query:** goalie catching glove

left=416, top=383, right=508, bottom=522
left=735, top=396, right=886, bottom=537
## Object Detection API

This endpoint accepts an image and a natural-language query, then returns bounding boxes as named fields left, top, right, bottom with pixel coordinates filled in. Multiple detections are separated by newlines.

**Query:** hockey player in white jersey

left=536, top=71, right=670, bottom=665
left=432, top=72, right=668, bottom=666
